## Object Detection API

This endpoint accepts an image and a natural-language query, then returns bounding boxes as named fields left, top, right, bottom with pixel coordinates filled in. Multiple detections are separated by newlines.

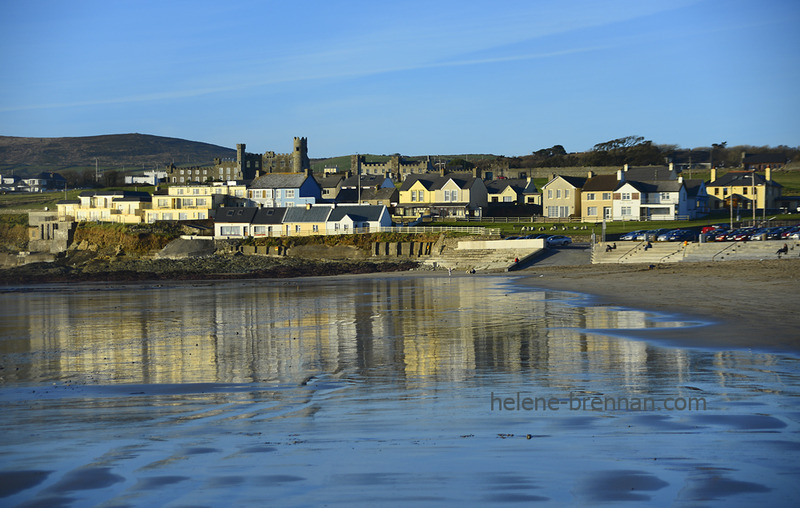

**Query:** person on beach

left=777, top=244, right=788, bottom=256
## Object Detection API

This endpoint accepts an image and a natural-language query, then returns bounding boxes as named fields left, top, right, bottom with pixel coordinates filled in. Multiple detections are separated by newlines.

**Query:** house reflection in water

left=5, top=277, right=709, bottom=391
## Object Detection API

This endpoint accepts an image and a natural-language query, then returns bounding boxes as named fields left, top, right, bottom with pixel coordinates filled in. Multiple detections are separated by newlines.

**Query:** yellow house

left=280, top=204, right=332, bottom=236
left=145, top=182, right=246, bottom=223
left=542, top=175, right=587, bottom=218
left=396, top=171, right=487, bottom=220
left=706, top=168, right=782, bottom=213
left=57, top=190, right=151, bottom=223
left=580, top=174, right=618, bottom=222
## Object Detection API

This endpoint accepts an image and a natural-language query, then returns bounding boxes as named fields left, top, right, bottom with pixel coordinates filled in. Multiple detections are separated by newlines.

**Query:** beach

left=519, top=258, right=800, bottom=352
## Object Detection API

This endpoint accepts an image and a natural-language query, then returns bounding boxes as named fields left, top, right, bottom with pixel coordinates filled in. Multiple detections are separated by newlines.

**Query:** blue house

left=247, top=171, right=321, bottom=208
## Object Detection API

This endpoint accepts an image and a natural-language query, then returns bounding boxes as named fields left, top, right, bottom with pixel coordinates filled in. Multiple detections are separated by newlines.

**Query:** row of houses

left=213, top=204, right=391, bottom=238
left=542, top=164, right=788, bottom=221
left=55, top=162, right=789, bottom=232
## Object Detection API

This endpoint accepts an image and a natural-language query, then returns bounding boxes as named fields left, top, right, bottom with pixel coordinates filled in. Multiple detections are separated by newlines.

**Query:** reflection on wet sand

left=4, top=277, right=704, bottom=389
left=1, top=276, right=798, bottom=506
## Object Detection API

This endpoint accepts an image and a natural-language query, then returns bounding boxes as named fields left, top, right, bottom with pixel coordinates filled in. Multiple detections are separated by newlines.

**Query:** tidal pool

left=1, top=275, right=798, bottom=506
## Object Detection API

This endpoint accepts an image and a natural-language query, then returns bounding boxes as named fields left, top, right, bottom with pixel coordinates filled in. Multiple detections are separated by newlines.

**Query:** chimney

left=669, top=162, right=674, bottom=173
left=766, top=166, right=771, bottom=181
left=306, top=203, right=312, bottom=210
left=710, top=168, right=717, bottom=182
left=440, top=165, right=446, bottom=177
left=678, top=175, right=684, bottom=184
left=617, top=169, right=625, bottom=182
left=472, top=167, right=481, bottom=179
left=587, top=170, right=594, bottom=179
left=623, top=163, right=629, bottom=172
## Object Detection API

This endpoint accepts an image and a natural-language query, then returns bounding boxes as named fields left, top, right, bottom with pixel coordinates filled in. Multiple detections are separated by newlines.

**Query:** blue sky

left=1, top=0, right=798, bottom=157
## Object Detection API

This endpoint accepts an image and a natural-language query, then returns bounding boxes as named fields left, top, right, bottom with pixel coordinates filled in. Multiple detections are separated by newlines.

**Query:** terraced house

left=145, top=182, right=246, bottom=223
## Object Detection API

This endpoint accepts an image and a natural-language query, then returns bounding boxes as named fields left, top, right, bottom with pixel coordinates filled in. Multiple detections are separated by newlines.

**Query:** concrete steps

left=593, top=240, right=800, bottom=264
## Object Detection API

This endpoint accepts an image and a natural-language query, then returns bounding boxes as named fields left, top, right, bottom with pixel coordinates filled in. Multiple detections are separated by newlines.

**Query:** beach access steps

left=593, top=240, right=800, bottom=264
left=420, top=238, right=545, bottom=272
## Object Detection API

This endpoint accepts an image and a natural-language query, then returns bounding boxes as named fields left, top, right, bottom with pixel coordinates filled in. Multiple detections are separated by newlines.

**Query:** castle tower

left=292, top=137, right=310, bottom=173
left=236, top=143, right=246, bottom=176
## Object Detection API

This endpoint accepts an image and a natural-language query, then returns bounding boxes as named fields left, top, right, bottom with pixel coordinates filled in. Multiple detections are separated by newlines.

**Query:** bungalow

left=247, top=171, right=321, bottom=208
left=326, top=204, right=392, bottom=234
left=281, top=203, right=332, bottom=236
left=214, top=207, right=258, bottom=238
left=542, top=175, right=586, bottom=218
left=251, top=207, right=287, bottom=237
left=22, top=172, right=67, bottom=193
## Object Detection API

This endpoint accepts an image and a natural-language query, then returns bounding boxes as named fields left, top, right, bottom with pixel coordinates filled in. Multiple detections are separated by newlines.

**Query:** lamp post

left=751, top=170, right=756, bottom=226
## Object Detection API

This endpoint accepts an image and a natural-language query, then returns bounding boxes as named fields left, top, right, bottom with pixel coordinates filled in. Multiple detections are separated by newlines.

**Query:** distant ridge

left=0, top=133, right=235, bottom=169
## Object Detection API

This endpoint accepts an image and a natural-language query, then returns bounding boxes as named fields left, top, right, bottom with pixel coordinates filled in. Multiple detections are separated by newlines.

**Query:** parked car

left=546, top=235, right=572, bottom=247
left=666, top=229, right=694, bottom=242
left=620, top=230, right=645, bottom=241
left=656, top=229, right=677, bottom=242
left=701, top=223, right=730, bottom=234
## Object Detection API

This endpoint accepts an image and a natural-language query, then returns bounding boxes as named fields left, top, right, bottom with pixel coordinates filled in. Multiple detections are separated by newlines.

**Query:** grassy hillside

left=0, top=134, right=234, bottom=177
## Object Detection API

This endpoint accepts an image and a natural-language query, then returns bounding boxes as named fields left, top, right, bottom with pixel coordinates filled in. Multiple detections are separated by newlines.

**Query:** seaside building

left=395, top=169, right=487, bottom=221
left=246, top=171, right=321, bottom=208
left=145, top=181, right=246, bottom=223
left=57, top=190, right=151, bottom=223
left=706, top=168, right=782, bottom=213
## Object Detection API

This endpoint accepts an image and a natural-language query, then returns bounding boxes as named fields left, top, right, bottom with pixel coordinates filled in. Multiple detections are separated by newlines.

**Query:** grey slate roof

left=582, top=174, right=619, bottom=192
left=328, top=205, right=385, bottom=222
left=250, top=173, right=313, bottom=189
left=624, top=166, right=677, bottom=181
left=283, top=205, right=332, bottom=222
left=486, top=178, right=529, bottom=194
left=399, top=172, right=478, bottom=192
left=253, top=207, right=286, bottom=224
left=215, top=207, right=258, bottom=223
left=708, top=171, right=781, bottom=188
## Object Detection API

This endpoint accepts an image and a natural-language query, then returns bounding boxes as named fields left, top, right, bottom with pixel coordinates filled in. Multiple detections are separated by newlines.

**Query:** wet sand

left=517, top=259, right=800, bottom=353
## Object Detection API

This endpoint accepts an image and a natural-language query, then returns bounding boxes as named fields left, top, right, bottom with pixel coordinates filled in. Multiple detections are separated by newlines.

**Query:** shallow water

left=0, top=275, right=798, bottom=506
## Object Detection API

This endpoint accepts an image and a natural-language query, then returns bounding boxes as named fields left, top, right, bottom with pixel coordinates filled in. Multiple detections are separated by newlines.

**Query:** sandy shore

left=516, top=259, right=800, bottom=353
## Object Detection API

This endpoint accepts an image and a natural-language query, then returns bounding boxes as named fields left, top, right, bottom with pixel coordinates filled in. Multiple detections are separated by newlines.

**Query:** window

left=621, top=206, right=631, bottom=216
left=621, top=192, right=631, bottom=200
left=284, top=189, right=295, bottom=199
left=743, top=188, right=748, bottom=195
left=196, top=198, right=206, bottom=207
left=179, top=213, right=188, bottom=220
left=411, top=190, right=417, bottom=202
left=265, top=189, right=273, bottom=198
left=177, top=188, right=184, bottom=195
left=312, top=225, right=319, bottom=232
left=556, top=189, right=561, bottom=199
left=660, top=192, right=670, bottom=200
left=254, top=226, right=266, bottom=235
left=564, top=189, right=569, bottom=198
left=295, top=225, right=301, bottom=232
left=163, top=213, right=173, bottom=221
left=235, top=190, right=244, bottom=197
left=602, top=192, right=612, bottom=200
left=547, top=189, right=553, bottom=199
left=220, top=226, right=238, bottom=236
left=503, top=196, right=513, bottom=202
left=182, top=198, right=193, bottom=206
left=587, top=206, right=597, bottom=216
left=157, top=198, right=168, bottom=207
left=193, top=188, right=200, bottom=195
left=547, top=206, right=559, bottom=217
left=586, top=193, right=595, bottom=201
left=198, top=212, right=206, bottom=219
